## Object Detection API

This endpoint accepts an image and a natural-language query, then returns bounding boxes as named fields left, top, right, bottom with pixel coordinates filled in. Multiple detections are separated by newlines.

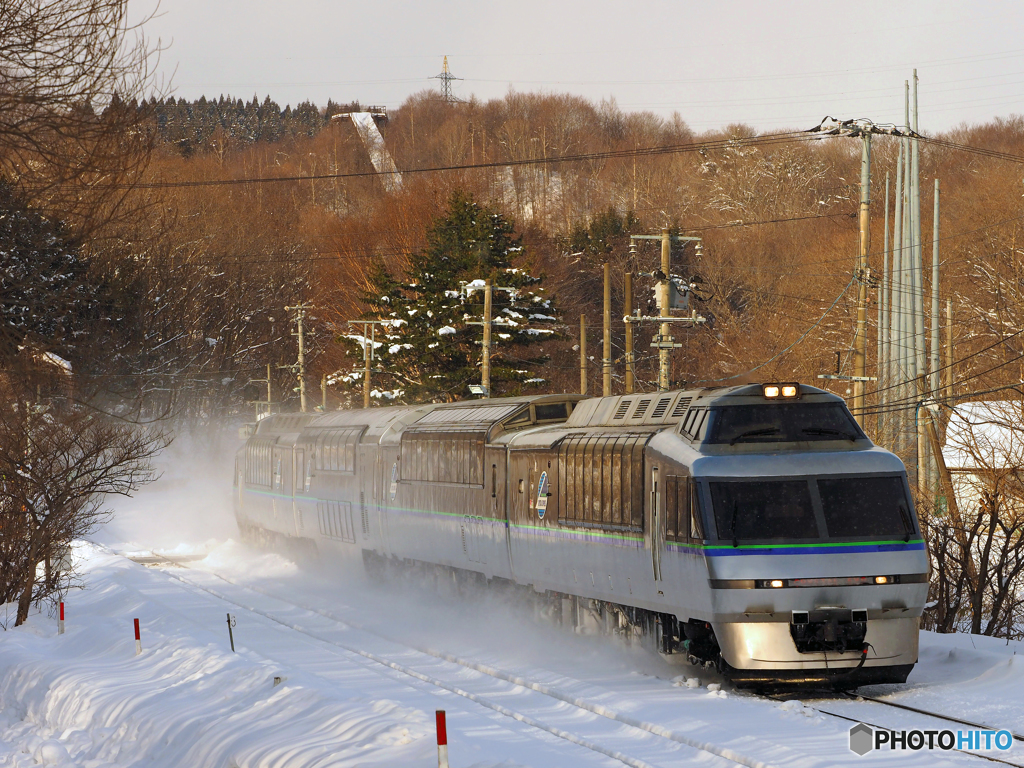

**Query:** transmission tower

left=433, top=56, right=462, bottom=103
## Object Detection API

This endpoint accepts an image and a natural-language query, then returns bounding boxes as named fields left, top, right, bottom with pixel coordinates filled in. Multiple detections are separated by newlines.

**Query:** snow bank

left=0, top=547, right=432, bottom=768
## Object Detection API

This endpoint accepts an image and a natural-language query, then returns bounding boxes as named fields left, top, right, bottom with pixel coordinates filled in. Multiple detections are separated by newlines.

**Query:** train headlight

left=770, top=579, right=785, bottom=588
left=762, top=383, right=800, bottom=399
left=874, top=576, right=889, bottom=584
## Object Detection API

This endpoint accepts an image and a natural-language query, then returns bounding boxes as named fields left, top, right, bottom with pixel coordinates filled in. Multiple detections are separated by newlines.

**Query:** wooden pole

left=624, top=271, right=634, bottom=394
left=579, top=315, right=587, bottom=395
left=603, top=263, right=612, bottom=397
left=482, top=280, right=492, bottom=397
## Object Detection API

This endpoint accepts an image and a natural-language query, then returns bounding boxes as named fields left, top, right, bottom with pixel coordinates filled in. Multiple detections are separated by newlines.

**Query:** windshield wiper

left=898, top=504, right=912, bottom=543
left=729, top=427, right=780, bottom=445
left=801, top=427, right=857, bottom=442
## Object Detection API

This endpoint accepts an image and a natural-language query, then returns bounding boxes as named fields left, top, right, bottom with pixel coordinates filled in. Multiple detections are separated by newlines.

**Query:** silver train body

left=234, top=383, right=928, bottom=688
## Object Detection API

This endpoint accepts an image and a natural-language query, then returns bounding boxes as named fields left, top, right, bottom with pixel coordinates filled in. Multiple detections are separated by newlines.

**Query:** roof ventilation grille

left=633, top=398, right=652, bottom=419
left=651, top=397, right=672, bottom=419
left=671, top=397, right=693, bottom=418
left=613, top=400, right=632, bottom=419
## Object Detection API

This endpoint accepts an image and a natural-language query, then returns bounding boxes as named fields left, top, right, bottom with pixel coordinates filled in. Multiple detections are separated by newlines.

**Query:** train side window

left=491, top=464, right=497, bottom=498
left=689, top=480, right=703, bottom=540
left=273, top=456, right=282, bottom=489
left=665, top=476, right=679, bottom=540
left=665, top=476, right=691, bottom=542
left=518, top=478, right=524, bottom=494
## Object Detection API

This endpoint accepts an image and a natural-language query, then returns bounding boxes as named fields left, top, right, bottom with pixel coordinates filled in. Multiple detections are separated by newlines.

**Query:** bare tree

left=922, top=400, right=1024, bottom=638
left=0, top=391, right=168, bottom=627
left=0, top=0, right=162, bottom=237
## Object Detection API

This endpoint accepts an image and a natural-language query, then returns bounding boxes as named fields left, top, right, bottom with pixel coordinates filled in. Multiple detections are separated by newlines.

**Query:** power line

left=38, top=129, right=817, bottom=192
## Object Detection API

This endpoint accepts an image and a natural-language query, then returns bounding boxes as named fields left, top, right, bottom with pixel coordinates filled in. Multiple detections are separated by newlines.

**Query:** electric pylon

left=433, top=56, right=462, bottom=103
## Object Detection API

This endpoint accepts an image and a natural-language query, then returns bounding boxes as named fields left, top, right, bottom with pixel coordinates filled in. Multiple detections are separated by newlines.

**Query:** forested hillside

left=60, top=91, right=1020, bottom=427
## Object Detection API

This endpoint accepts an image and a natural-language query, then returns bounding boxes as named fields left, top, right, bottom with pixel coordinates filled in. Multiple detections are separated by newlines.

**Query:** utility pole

left=247, top=363, right=275, bottom=420
left=482, top=279, right=492, bottom=397
left=283, top=304, right=311, bottom=412
left=603, top=263, right=612, bottom=396
left=321, top=373, right=327, bottom=412
left=945, top=299, right=954, bottom=403
left=579, top=315, right=588, bottom=395
left=931, top=178, right=941, bottom=397
left=624, top=270, right=634, bottom=394
left=852, top=132, right=872, bottom=427
left=658, top=230, right=672, bottom=391
left=464, top=279, right=515, bottom=397
left=347, top=320, right=388, bottom=408
left=625, top=231, right=705, bottom=392
left=878, top=172, right=890, bottom=437
left=811, top=117, right=914, bottom=425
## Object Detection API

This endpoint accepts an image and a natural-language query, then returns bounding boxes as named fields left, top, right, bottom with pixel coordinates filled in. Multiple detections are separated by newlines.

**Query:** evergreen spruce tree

left=345, top=191, right=559, bottom=403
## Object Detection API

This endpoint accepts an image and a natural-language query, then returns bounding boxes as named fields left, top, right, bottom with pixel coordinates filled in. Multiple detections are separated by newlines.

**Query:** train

left=233, top=382, right=929, bottom=689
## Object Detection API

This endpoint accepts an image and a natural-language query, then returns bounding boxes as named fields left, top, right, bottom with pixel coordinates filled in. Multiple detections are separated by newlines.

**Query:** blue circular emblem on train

left=536, top=470, right=549, bottom=519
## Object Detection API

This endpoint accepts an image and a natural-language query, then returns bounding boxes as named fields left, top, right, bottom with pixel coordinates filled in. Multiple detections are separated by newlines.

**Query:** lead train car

left=234, top=384, right=928, bottom=688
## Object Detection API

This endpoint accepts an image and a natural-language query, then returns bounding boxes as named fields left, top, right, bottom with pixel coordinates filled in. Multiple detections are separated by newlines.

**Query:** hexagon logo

left=849, top=723, right=874, bottom=756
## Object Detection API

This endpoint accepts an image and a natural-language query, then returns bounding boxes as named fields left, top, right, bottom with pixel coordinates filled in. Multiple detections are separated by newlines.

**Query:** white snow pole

left=436, top=710, right=449, bottom=768
left=134, top=618, right=142, bottom=655
left=58, top=601, right=64, bottom=635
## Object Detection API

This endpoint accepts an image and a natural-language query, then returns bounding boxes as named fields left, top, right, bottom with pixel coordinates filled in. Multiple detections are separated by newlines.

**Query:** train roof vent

left=613, top=399, right=632, bottom=419
left=651, top=396, right=673, bottom=419
left=633, top=398, right=651, bottom=419
left=671, top=397, right=693, bottom=418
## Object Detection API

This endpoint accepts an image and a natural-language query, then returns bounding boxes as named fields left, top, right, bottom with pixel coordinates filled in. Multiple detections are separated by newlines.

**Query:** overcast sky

left=135, top=0, right=1024, bottom=134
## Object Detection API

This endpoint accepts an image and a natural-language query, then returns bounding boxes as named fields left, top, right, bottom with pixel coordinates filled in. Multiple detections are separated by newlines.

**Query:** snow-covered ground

left=2, top=438, right=1023, bottom=767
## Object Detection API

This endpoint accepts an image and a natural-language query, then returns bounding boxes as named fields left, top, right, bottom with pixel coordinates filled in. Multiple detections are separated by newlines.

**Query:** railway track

left=806, top=698, right=1023, bottom=767
left=141, top=555, right=1019, bottom=768
left=154, top=562, right=774, bottom=768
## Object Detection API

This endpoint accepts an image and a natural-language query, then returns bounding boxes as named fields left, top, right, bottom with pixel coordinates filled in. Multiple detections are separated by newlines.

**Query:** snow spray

left=435, top=710, right=449, bottom=768
left=58, top=602, right=64, bottom=635
left=134, top=618, right=141, bottom=655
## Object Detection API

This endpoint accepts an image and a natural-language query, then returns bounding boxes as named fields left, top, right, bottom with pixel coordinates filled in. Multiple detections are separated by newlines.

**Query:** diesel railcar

left=234, top=383, right=928, bottom=688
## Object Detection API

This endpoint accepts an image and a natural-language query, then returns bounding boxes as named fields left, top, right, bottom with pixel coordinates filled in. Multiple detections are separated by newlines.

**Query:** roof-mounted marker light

left=763, top=383, right=800, bottom=399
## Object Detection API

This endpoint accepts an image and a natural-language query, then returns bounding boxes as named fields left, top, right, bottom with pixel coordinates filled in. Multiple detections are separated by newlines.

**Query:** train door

left=379, top=453, right=396, bottom=555
left=292, top=449, right=305, bottom=537
left=651, top=465, right=663, bottom=581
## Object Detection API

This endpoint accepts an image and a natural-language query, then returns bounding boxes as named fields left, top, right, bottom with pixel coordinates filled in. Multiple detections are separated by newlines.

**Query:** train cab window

left=681, top=407, right=709, bottom=440
left=818, top=476, right=913, bottom=538
left=710, top=480, right=819, bottom=541
left=706, top=403, right=863, bottom=445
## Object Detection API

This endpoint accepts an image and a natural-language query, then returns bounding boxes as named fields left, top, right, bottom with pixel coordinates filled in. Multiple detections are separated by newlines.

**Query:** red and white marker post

left=134, top=618, right=142, bottom=655
left=435, top=710, right=449, bottom=768
left=58, top=602, right=64, bottom=635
